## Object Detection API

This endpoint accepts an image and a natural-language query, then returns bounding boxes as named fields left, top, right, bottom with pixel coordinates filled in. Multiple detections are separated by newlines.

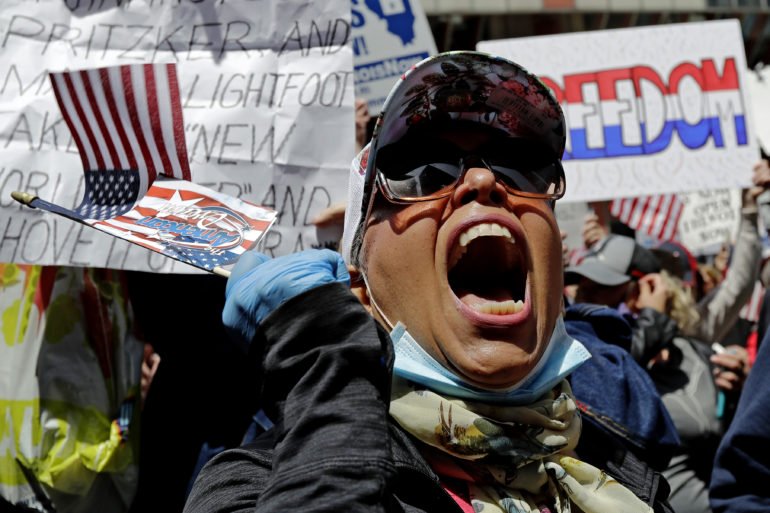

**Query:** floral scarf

left=389, top=377, right=653, bottom=513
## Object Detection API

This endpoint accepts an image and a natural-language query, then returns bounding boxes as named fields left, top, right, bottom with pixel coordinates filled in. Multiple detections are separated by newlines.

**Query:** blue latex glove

left=222, top=249, right=350, bottom=351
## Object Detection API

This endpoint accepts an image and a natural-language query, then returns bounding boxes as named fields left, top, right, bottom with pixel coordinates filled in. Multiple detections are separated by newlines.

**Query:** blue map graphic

left=365, top=0, right=416, bottom=45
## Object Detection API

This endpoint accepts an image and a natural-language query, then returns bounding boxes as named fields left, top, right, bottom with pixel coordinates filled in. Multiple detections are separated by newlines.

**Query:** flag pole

left=11, top=191, right=37, bottom=207
left=212, top=267, right=231, bottom=278
left=11, top=190, right=233, bottom=279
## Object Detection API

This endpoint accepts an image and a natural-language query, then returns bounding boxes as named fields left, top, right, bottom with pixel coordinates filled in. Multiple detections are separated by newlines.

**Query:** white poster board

left=555, top=201, right=591, bottom=255
left=0, top=0, right=354, bottom=272
left=745, top=66, right=770, bottom=153
left=351, top=0, right=437, bottom=115
left=678, top=188, right=743, bottom=254
left=479, top=20, right=757, bottom=203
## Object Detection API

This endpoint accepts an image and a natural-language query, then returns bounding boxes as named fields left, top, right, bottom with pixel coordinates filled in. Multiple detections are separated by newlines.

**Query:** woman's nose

left=452, top=166, right=507, bottom=207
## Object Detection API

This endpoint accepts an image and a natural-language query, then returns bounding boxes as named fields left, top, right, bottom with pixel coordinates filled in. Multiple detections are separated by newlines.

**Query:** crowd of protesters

left=5, top=50, right=770, bottom=513
left=561, top=161, right=768, bottom=513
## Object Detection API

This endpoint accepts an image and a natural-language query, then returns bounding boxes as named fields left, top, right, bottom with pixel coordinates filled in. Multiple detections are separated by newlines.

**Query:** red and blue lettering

left=542, top=58, right=747, bottom=160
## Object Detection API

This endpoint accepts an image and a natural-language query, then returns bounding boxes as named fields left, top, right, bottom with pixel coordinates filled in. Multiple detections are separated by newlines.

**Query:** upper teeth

left=449, top=222, right=514, bottom=269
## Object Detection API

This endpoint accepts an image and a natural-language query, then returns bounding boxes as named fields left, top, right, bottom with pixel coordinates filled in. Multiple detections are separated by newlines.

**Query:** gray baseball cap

left=565, top=235, right=661, bottom=287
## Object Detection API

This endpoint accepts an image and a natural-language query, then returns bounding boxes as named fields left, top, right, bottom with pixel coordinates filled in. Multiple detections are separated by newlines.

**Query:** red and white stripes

left=50, top=63, right=191, bottom=195
left=611, top=194, right=684, bottom=241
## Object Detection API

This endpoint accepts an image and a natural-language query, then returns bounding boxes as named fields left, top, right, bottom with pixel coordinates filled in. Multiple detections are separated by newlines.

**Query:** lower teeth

left=477, top=300, right=524, bottom=315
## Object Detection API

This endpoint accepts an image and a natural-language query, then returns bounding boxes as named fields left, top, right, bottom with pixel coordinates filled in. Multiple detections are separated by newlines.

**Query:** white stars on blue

left=76, top=169, right=140, bottom=220
left=167, top=247, right=232, bottom=270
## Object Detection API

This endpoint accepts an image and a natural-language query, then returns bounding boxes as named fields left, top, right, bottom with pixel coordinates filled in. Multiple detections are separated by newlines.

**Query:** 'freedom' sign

left=479, top=20, right=757, bottom=202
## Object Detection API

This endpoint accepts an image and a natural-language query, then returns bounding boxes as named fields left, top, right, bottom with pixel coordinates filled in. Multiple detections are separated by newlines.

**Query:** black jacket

left=629, top=308, right=679, bottom=365
left=185, top=283, right=672, bottom=512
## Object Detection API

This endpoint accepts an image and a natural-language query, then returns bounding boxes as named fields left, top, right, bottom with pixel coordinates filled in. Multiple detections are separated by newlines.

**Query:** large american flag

left=611, top=194, right=684, bottom=241
left=18, top=64, right=276, bottom=272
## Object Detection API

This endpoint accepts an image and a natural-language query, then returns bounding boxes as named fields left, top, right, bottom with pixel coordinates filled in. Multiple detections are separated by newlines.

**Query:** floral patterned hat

left=341, top=51, right=566, bottom=264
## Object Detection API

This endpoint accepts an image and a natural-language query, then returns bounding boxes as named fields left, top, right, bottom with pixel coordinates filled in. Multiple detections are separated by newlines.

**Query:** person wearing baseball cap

left=565, top=234, right=662, bottom=309
left=186, top=52, right=670, bottom=513
left=566, top=235, right=662, bottom=284
left=563, top=234, right=679, bottom=365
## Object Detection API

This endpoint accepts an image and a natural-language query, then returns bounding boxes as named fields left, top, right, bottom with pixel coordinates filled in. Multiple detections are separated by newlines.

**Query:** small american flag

left=611, top=194, right=684, bottom=242
left=50, top=63, right=190, bottom=218
left=16, top=64, right=276, bottom=272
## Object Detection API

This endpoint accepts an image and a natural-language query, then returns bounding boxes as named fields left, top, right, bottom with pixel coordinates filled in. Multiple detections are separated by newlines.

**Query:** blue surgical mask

left=391, top=317, right=591, bottom=404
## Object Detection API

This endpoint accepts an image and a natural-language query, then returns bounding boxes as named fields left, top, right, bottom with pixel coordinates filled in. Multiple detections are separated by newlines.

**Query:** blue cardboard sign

left=351, top=0, right=437, bottom=114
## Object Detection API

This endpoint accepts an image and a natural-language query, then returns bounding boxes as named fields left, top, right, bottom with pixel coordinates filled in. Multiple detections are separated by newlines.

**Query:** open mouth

left=447, top=221, right=528, bottom=317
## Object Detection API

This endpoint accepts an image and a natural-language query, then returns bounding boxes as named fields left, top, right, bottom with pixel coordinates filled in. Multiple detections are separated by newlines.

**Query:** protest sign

left=678, top=188, right=742, bottom=254
left=554, top=200, right=590, bottom=259
left=745, top=66, right=770, bottom=153
left=479, top=20, right=758, bottom=203
left=351, top=0, right=437, bottom=115
left=0, top=0, right=354, bottom=272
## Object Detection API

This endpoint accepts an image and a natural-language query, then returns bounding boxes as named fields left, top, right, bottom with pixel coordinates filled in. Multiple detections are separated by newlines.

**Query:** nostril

left=460, top=190, right=478, bottom=205
left=490, top=189, right=505, bottom=205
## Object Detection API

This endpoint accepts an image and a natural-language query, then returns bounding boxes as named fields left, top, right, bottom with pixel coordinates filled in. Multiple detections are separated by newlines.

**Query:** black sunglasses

left=372, top=135, right=565, bottom=203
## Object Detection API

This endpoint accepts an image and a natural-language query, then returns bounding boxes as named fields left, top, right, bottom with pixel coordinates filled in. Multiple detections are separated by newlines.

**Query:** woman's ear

left=349, top=265, right=373, bottom=315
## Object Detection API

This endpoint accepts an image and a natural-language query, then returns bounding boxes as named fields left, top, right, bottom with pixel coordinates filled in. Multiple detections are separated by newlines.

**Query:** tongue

left=454, top=285, right=514, bottom=308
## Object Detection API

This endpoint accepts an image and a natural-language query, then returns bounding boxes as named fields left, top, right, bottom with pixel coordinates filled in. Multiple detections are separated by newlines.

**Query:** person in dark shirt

left=185, top=51, right=671, bottom=513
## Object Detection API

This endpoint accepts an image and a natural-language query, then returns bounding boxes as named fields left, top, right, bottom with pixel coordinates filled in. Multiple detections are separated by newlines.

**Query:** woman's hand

left=711, top=345, right=749, bottom=393
left=222, top=249, right=350, bottom=350
left=582, top=213, right=609, bottom=249
left=753, top=159, right=770, bottom=189
left=140, top=343, right=160, bottom=407
left=634, top=274, right=668, bottom=313
left=743, top=160, right=770, bottom=209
